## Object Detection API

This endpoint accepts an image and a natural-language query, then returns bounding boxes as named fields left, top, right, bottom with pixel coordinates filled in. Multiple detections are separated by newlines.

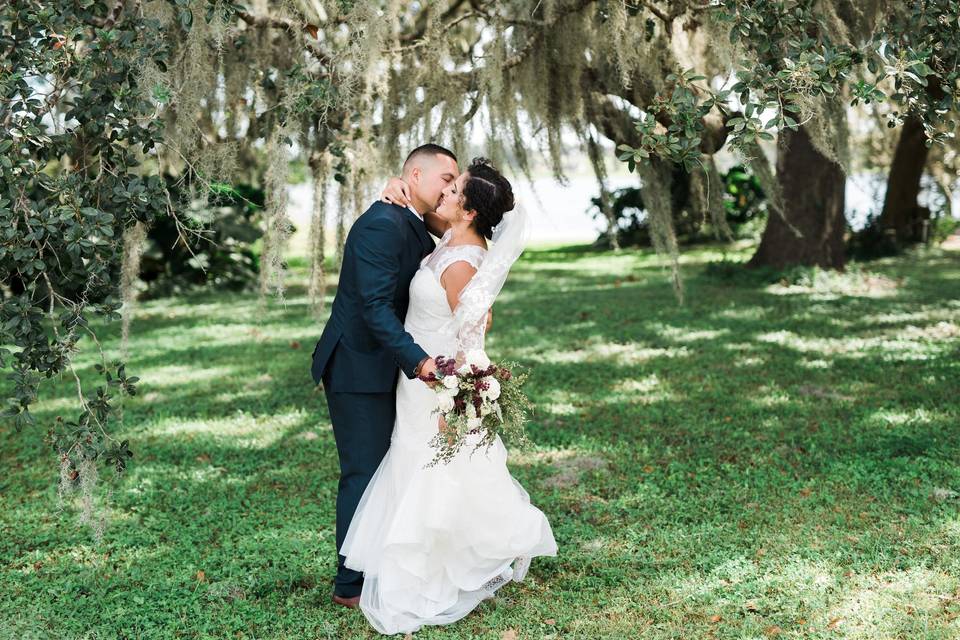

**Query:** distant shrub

left=139, top=182, right=268, bottom=298
left=589, top=165, right=767, bottom=248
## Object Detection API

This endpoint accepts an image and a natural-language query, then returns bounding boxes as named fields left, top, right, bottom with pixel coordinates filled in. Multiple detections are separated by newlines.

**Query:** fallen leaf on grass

left=827, top=617, right=842, bottom=629
left=709, top=614, right=722, bottom=623
left=501, top=630, right=519, bottom=640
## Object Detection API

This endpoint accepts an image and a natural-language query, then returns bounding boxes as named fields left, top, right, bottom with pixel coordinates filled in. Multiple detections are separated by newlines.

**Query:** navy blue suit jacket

left=311, top=202, right=435, bottom=393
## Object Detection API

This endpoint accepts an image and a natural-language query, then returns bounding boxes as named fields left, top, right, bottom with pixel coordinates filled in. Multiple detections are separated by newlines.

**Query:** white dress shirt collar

left=407, top=203, right=424, bottom=222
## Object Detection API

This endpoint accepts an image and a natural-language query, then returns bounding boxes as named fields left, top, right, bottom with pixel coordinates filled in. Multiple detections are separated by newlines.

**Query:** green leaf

left=908, top=61, right=934, bottom=77
left=178, top=8, right=193, bottom=30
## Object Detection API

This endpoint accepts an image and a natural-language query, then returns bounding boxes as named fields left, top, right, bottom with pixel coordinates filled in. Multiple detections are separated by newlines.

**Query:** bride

left=339, top=158, right=557, bottom=635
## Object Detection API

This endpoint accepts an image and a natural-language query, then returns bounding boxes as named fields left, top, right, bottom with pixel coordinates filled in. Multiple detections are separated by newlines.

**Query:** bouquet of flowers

left=420, top=349, right=532, bottom=467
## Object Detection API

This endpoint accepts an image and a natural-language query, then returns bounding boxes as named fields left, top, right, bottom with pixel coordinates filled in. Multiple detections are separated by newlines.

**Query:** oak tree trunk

left=748, top=126, right=846, bottom=270
left=877, top=115, right=931, bottom=244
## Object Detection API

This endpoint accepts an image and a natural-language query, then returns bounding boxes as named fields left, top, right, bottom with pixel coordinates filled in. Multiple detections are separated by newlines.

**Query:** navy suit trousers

left=323, top=382, right=395, bottom=598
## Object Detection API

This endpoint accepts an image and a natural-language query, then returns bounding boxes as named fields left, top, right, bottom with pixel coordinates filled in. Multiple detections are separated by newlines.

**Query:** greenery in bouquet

left=421, top=350, right=532, bottom=467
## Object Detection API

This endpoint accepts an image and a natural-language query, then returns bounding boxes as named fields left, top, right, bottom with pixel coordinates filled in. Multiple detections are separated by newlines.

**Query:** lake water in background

left=285, top=171, right=958, bottom=254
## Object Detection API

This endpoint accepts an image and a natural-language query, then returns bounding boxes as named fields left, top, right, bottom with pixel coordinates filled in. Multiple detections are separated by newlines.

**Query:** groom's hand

left=417, top=357, right=439, bottom=387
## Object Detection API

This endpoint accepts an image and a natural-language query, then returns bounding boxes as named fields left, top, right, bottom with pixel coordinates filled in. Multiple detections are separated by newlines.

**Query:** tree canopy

left=2, top=0, right=958, bottom=531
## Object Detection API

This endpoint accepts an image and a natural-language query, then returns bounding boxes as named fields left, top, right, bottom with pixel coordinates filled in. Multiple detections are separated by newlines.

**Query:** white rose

left=457, top=363, right=472, bottom=376
left=436, top=393, right=455, bottom=412
left=442, top=374, right=459, bottom=389
left=479, top=402, right=492, bottom=416
left=465, top=349, right=491, bottom=370
left=467, top=416, right=483, bottom=430
left=481, top=377, right=501, bottom=401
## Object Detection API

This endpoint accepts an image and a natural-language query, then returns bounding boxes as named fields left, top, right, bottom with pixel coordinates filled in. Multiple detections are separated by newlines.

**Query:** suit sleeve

left=353, top=215, right=429, bottom=379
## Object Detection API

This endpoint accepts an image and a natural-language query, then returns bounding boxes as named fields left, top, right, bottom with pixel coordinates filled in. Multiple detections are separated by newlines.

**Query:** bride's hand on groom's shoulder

left=381, top=177, right=411, bottom=207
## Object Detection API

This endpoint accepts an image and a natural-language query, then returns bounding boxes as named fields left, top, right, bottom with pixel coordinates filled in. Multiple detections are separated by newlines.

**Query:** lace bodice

left=422, top=240, right=486, bottom=282
left=404, top=229, right=487, bottom=356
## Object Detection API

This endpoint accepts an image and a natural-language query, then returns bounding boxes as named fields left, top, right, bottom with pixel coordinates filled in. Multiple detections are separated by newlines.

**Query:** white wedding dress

left=340, top=227, right=557, bottom=636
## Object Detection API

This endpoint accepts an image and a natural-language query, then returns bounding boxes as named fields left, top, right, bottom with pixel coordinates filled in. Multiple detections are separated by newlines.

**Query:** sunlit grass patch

left=612, top=373, right=662, bottom=394
left=648, top=322, right=732, bottom=343
left=541, top=401, right=579, bottom=415
left=520, top=339, right=691, bottom=365
left=142, top=409, right=307, bottom=448
left=827, top=568, right=960, bottom=639
left=861, top=406, right=946, bottom=429
left=766, top=265, right=903, bottom=298
left=134, top=364, right=235, bottom=387
left=755, top=328, right=954, bottom=361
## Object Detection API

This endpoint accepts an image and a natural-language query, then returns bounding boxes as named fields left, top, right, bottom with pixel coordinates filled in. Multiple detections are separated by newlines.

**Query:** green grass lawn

left=2, top=242, right=960, bottom=639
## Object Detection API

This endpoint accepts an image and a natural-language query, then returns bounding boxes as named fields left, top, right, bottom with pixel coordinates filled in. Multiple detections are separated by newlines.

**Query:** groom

left=310, top=144, right=458, bottom=607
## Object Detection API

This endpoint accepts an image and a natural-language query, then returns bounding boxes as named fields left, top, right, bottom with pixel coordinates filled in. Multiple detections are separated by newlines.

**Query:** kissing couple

left=310, top=144, right=557, bottom=635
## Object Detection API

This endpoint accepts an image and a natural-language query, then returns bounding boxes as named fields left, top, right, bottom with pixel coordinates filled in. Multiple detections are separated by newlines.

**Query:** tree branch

left=385, top=10, right=480, bottom=54
left=628, top=1, right=713, bottom=27
left=585, top=93, right=643, bottom=148
left=400, top=0, right=472, bottom=44
left=475, top=0, right=595, bottom=74
left=236, top=10, right=334, bottom=69
left=584, top=63, right=734, bottom=155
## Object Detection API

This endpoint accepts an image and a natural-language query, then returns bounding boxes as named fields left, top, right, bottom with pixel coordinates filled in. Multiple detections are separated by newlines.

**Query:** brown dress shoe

left=332, top=593, right=361, bottom=609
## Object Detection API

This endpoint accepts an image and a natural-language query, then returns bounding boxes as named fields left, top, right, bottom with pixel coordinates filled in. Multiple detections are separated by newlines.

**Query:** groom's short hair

left=402, top=144, right=457, bottom=176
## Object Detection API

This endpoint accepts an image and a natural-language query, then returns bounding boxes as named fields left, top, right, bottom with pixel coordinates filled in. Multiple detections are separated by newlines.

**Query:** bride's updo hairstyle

left=462, top=157, right=514, bottom=240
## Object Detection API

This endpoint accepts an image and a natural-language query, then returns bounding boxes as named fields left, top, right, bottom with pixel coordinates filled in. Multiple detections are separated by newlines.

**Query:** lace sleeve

left=432, top=246, right=485, bottom=282
left=441, top=207, right=531, bottom=358
left=434, top=247, right=488, bottom=353
left=454, top=274, right=493, bottom=352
